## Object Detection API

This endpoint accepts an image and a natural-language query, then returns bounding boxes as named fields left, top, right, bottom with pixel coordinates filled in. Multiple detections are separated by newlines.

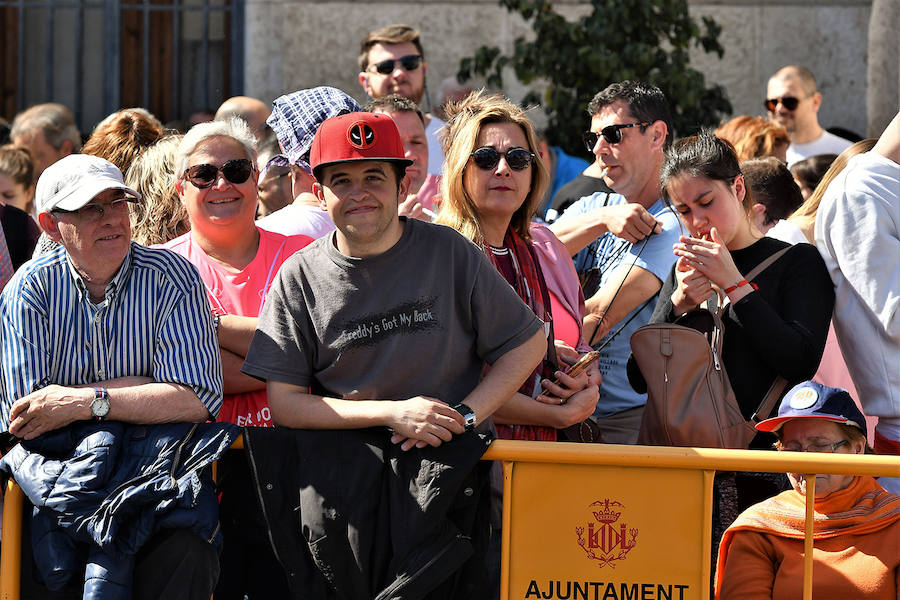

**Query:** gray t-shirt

left=243, top=218, right=543, bottom=406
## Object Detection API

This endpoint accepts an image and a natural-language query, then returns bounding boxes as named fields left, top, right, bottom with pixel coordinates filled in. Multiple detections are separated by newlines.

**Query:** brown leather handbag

left=629, top=248, right=790, bottom=449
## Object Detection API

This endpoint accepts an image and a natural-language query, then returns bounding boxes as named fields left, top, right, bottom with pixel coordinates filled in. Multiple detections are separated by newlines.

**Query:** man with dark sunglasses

left=548, top=81, right=682, bottom=445
left=766, top=65, right=851, bottom=166
left=241, top=111, right=545, bottom=596
left=1, top=153, right=224, bottom=599
left=358, top=24, right=445, bottom=177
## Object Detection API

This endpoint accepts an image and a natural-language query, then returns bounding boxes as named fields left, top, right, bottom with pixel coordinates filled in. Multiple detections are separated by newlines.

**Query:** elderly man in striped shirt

left=0, top=153, right=223, bottom=599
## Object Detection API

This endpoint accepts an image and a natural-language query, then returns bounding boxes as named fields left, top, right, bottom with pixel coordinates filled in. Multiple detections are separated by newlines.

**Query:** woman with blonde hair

left=126, top=134, right=190, bottom=246
left=788, top=138, right=877, bottom=243
left=783, top=139, right=879, bottom=433
left=715, top=115, right=790, bottom=163
left=436, top=91, right=598, bottom=441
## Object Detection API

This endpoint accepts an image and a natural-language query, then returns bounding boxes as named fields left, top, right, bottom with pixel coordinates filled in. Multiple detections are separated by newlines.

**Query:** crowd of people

left=1, top=21, right=899, bottom=600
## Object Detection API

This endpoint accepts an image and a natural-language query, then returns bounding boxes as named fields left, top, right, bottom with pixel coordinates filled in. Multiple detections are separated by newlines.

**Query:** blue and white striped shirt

left=0, top=242, right=223, bottom=430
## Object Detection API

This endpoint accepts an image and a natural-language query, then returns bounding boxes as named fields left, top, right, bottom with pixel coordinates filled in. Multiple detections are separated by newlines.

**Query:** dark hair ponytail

left=660, top=130, right=750, bottom=209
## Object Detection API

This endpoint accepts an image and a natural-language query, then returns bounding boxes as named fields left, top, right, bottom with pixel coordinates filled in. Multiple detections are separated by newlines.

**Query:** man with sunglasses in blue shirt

left=766, top=65, right=851, bottom=167
left=358, top=24, right=445, bottom=178
left=549, top=81, right=681, bottom=444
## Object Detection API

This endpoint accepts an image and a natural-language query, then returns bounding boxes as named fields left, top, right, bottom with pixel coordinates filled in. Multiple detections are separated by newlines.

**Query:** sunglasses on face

left=52, top=196, right=133, bottom=223
left=765, top=96, right=803, bottom=112
left=582, top=122, right=650, bottom=151
left=368, top=54, right=423, bottom=75
left=183, top=159, right=254, bottom=189
left=469, top=146, right=535, bottom=171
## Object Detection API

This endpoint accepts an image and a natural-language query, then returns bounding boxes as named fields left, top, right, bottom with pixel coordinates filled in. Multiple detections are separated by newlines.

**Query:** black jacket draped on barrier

left=243, top=426, right=495, bottom=600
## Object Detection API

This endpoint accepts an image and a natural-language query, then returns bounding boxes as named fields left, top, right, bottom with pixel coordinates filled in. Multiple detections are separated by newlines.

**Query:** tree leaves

left=457, top=0, right=732, bottom=158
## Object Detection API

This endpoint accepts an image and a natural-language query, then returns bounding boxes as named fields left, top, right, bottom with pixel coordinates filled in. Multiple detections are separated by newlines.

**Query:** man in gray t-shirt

left=243, top=111, right=547, bottom=450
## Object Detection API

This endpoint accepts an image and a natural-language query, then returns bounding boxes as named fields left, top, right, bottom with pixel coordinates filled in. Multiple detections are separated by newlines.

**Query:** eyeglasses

left=781, top=439, right=848, bottom=453
left=52, top=197, right=133, bottom=223
left=368, top=55, right=423, bottom=75
left=765, top=96, right=804, bottom=112
left=469, top=146, right=535, bottom=171
left=183, top=159, right=254, bottom=189
left=582, top=122, right=650, bottom=151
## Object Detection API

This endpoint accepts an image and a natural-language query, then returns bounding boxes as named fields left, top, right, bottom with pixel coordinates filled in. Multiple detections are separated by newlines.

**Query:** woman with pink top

left=436, top=90, right=599, bottom=442
left=160, top=116, right=312, bottom=600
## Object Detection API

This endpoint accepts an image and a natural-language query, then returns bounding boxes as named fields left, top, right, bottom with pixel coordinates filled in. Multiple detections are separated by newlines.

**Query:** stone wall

left=244, top=0, right=879, bottom=138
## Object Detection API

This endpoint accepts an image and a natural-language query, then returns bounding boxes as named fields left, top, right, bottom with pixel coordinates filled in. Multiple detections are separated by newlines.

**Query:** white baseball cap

left=36, top=154, right=141, bottom=214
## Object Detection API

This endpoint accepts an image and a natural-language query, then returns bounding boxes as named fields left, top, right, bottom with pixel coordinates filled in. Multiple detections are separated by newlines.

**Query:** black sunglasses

left=582, top=122, right=650, bottom=151
left=183, top=159, right=254, bottom=189
left=469, top=146, right=535, bottom=171
left=765, top=96, right=803, bottom=112
left=369, top=54, right=423, bottom=76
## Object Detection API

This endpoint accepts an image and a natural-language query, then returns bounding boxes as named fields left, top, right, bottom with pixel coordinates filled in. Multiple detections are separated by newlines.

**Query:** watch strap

left=453, top=402, right=477, bottom=431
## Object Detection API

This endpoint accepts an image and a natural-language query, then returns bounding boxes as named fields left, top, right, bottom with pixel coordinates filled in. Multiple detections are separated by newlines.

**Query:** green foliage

left=458, top=0, right=732, bottom=158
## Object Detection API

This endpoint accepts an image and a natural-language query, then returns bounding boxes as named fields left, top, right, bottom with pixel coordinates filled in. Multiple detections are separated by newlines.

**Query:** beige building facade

left=244, top=0, right=896, bottom=139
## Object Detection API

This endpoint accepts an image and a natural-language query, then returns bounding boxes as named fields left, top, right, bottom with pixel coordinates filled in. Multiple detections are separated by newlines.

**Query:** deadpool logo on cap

left=347, top=122, right=377, bottom=149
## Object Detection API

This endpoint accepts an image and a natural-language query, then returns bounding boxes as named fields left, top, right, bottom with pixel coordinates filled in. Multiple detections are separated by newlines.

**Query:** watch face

left=91, top=395, right=110, bottom=418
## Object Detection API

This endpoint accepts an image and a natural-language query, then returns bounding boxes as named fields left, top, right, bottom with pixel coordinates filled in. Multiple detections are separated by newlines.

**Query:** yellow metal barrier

left=1, top=478, right=23, bottom=600
left=2, top=441, right=898, bottom=600
left=484, top=442, right=900, bottom=600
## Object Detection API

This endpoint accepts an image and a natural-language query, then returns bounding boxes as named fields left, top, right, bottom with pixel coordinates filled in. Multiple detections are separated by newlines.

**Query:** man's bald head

left=769, top=65, right=817, bottom=96
left=215, top=96, right=271, bottom=143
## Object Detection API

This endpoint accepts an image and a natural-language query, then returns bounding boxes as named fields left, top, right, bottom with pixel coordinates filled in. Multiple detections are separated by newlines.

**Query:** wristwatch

left=453, top=403, right=477, bottom=432
left=90, top=387, right=110, bottom=421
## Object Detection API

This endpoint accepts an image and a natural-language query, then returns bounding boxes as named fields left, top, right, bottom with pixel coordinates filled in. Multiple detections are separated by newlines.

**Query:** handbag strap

left=745, top=246, right=793, bottom=422
left=744, top=246, right=792, bottom=282
left=750, top=376, right=790, bottom=424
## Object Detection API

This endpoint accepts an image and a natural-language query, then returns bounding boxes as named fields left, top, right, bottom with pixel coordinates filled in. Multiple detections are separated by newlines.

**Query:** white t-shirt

left=786, top=130, right=853, bottom=166
left=256, top=202, right=335, bottom=239
left=766, top=219, right=808, bottom=245
left=425, top=115, right=445, bottom=176
left=815, top=151, right=900, bottom=422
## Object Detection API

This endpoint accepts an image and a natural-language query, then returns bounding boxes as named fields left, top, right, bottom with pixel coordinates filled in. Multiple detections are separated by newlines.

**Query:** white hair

left=174, top=117, right=258, bottom=180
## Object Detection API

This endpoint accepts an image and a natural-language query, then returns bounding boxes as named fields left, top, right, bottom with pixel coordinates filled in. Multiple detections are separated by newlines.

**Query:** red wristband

left=724, top=279, right=757, bottom=294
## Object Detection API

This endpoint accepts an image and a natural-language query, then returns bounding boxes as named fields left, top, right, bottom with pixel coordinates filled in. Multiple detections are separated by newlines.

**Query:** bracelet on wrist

left=724, top=279, right=758, bottom=294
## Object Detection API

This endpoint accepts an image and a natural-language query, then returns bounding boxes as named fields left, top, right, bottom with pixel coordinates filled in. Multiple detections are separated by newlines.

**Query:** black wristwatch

left=453, top=403, right=477, bottom=431
left=90, top=387, right=110, bottom=421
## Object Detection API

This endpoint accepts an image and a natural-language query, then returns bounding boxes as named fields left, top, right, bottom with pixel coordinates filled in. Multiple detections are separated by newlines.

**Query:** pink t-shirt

left=162, top=228, right=313, bottom=426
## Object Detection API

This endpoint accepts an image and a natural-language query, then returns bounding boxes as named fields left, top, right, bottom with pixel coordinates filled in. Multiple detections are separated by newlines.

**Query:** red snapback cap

left=310, top=111, right=413, bottom=179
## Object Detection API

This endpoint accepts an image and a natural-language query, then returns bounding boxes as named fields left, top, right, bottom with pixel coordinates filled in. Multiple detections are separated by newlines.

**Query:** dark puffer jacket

left=0, top=421, right=239, bottom=599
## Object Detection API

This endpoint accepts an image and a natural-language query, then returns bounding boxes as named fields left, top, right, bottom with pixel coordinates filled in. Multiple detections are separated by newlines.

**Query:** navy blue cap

left=755, top=381, right=866, bottom=438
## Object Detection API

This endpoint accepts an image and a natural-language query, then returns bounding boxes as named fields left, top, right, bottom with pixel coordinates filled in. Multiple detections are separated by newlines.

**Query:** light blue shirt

left=558, top=192, right=681, bottom=416
left=1, top=242, right=223, bottom=429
